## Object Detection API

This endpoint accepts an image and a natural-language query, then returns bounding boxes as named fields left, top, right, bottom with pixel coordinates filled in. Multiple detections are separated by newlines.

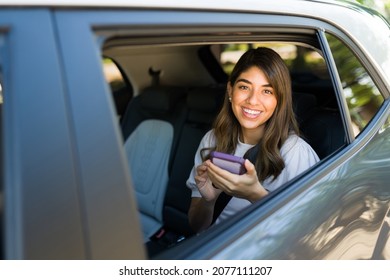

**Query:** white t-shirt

left=186, top=130, right=320, bottom=224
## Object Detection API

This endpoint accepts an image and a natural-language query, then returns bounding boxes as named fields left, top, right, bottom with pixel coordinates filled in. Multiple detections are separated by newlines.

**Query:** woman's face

left=228, top=66, right=278, bottom=144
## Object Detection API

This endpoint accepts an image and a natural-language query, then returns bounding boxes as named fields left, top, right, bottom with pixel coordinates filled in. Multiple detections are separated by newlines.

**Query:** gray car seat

left=121, top=86, right=187, bottom=241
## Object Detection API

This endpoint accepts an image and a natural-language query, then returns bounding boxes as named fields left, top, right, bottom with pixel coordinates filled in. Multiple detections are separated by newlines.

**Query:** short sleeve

left=186, top=130, right=216, bottom=197
left=263, top=135, right=319, bottom=191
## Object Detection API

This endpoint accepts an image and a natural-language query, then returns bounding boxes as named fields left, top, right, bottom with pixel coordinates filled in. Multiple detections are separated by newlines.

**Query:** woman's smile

left=228, top=66, right=278, bottom=143
left=242, top=107, right=262, bottom=119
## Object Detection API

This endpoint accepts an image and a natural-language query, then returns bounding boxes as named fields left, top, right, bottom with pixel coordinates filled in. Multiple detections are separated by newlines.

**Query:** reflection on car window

left=326, top=33, right=384, bottom=137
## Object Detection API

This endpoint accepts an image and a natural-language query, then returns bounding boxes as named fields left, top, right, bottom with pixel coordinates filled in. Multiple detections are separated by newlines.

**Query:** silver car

left=0, top=0, right=389, bottom=260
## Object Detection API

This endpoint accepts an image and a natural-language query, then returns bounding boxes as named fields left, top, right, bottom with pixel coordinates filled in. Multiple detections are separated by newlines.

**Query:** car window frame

left=319, top=27, right=389, bottom=136
left=54, top=9, right=146, bottom=260
left=52, top=8, right=390, bottom=259
left=88, top=10, right=354, bottom=259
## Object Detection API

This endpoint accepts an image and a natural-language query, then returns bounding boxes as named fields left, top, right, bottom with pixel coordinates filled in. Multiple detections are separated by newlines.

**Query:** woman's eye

left=238, top=85, right=249, bottom=90
left=264, top=89, right=273, bottom=95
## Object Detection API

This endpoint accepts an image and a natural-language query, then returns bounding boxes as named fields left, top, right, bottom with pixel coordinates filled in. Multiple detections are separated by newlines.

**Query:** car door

left=53, top=10, right=145, bottom=259
left=0, top=9, right=87, bottom=259
left=2, top=5, right=389, bottom=260
left=0, top=8, right=145, bottom=259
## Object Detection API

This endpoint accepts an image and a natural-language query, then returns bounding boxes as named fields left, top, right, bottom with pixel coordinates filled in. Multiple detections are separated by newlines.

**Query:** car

left=0, top=0, right=389, bottom=260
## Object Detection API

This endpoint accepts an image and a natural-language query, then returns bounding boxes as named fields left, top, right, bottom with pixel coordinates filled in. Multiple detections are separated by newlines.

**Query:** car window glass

left=326, top=33, right=385, bottom=137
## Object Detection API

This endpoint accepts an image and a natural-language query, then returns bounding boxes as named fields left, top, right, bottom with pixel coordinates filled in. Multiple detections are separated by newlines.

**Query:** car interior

left=102, top=36, right=347, bottom=258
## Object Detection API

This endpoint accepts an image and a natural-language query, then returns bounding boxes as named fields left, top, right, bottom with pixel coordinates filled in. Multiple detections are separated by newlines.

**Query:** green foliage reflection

left=326, top=33, right=384, bottom=135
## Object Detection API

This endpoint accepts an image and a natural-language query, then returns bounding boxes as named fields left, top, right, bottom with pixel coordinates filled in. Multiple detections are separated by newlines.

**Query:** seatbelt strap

left=212, top=191, right=233, bottom=223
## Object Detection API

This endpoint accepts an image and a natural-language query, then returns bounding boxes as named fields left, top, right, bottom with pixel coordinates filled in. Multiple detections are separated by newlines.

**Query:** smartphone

left=210, top=151, right=247, bottom=175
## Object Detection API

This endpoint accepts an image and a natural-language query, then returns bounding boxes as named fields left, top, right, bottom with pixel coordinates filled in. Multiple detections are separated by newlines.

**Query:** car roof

left=1, top=0, right=389, bottom=85
left=0, top=0, right=375, bottom=10
left=0, top=0, right=381, bottom=20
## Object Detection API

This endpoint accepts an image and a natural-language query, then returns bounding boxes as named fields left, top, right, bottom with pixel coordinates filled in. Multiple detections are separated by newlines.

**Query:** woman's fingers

left=244, top=159, right=256, bottom=175
left=206, top=161, right=237, bottom=192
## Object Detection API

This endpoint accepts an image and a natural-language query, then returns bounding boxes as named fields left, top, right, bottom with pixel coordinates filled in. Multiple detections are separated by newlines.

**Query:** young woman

left=186, top=47, right=319, bottom=233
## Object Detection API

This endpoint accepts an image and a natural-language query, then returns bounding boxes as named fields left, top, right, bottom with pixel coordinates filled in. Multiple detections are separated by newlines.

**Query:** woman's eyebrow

left=236, top=78, right=272, bottom=88
left=236, top=78, right=252, bottom=84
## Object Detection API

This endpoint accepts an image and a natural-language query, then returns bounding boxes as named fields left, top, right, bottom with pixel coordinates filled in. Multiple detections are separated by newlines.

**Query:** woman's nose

left=246, top=90, right=259, bottom=105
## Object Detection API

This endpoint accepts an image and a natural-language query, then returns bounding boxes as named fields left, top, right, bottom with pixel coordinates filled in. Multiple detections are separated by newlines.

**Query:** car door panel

left=0, top=9, right=85, bottom=259
left=54, top=10, right=145, bottom=259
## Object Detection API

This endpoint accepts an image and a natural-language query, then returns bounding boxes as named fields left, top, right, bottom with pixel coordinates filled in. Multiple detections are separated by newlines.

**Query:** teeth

left=243, top=108, right=260, bottom=115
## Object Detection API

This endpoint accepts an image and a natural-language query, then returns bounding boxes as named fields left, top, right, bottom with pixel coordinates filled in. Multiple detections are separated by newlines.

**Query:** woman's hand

left=194, top=162, right=222, bottom=202
left=189, top=162, right=223, bottom=233
left=206, top=159, right=268, bottom=203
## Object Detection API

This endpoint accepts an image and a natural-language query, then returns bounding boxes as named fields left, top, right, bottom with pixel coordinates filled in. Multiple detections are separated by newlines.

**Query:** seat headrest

left=186, top=86, right=225, bottom=113
left=140, top=86, right=185, bottom=112
left=186, top=86, right=225, bottom=124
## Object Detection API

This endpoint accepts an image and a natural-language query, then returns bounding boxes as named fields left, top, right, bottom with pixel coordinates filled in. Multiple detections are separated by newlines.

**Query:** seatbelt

left=212, top=191, right=233, bottom=223
left=212, top=145, right=259, bottom=224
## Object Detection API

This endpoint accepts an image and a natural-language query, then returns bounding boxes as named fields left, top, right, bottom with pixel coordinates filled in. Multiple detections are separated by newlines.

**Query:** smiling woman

left=186, top=47, right=320, bottom=233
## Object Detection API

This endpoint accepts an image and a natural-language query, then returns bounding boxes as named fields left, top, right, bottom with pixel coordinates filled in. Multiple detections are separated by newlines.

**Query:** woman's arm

left=188, top=197, right=216, bottom=233
left=188, top=162, right=222, bottom=233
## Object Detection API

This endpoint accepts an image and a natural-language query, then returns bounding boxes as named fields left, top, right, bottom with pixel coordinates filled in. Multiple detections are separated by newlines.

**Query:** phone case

left=210, top=151, right=247, bottom=175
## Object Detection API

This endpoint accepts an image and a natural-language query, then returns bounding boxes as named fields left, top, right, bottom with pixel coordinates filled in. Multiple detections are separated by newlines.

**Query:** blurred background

left=356, top=0, right=390, bottom=20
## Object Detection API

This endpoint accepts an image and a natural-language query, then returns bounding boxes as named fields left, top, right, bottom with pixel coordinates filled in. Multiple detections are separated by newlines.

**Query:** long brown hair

left=204, top=47, right=299, bottom=182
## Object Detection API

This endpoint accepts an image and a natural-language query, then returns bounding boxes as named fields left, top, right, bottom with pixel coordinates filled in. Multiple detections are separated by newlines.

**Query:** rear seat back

left=121, top=85, right=187, bottom=143
left=120, top=85, right=187, bottom=241
left=163, top=85, right=225, bottom=237
left=292, top=91, right=345, bottom=159
left=300, top=107, right=346, bottom=159
left=292, top=92, right=317, bottom=126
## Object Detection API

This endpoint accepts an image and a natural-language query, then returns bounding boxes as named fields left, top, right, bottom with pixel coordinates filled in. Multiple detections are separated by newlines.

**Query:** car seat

left=292, top=92, right=317, bottom=126
left=121, top=86, right=187, bottom=241
left=292, top=91, right=345, bottom=159
left=163, top=85, right=225, bottom=237
left=300, top=107, right=346, bottom=159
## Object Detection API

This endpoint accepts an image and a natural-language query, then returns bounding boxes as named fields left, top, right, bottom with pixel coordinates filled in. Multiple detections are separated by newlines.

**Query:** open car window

left=100, top=26, right=351, bottom=258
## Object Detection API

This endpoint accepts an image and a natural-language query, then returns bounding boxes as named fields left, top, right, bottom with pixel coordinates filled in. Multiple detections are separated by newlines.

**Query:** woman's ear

left=227, top=82, right=232, bottom=99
